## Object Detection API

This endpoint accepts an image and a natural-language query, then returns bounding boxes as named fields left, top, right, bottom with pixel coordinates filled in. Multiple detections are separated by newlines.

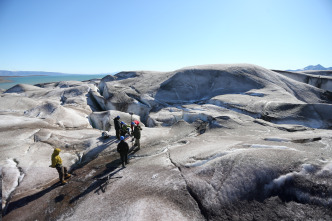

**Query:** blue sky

left=0, top=0, right=331, bottom=74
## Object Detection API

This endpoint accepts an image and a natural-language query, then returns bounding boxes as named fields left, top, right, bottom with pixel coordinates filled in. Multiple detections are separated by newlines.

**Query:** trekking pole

left=130, top=112, right=133, bottom=125
left=129, top=112, right=134, bottom=146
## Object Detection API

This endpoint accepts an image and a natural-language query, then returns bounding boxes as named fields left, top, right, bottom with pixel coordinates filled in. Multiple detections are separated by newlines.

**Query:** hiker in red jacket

left=130, top=120, right=140, bottom=131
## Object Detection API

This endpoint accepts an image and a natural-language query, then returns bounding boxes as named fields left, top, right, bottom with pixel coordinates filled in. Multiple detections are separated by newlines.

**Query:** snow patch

left=265, top=173, right=293, bottom=190
left=264, top=164, right=314, bottom=193
left=247, top=144, right=296, bottom=150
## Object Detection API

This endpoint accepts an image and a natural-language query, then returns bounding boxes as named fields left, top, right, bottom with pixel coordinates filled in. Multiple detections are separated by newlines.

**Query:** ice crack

left=2, top=158, right=25, bottom=213
left=166, top=148, right=209, bottom=220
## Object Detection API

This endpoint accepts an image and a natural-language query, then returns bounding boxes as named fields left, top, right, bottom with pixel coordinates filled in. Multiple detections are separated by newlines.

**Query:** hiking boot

left=65, top=174, right=71, bottom=179
left=61, top=180, right=67, bottom=185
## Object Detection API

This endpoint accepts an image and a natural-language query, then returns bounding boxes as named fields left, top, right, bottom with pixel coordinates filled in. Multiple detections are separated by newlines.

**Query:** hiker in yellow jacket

left=50, top=148, right=71, bottom=184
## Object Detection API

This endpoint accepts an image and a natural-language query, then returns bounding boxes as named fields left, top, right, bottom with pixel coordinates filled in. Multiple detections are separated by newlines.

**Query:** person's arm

left=50, top=159, right=56, bottom=168
left=51, top=156, right=60, bottom=167
left=51, top=158, right=56, bottom=168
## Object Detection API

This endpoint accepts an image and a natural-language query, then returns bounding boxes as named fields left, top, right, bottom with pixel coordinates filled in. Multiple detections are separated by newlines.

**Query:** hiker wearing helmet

left=130, top=120, right=140, bottom=131
left=117, top=136, right=129, bottom=168
left=50, top=148, right=71, bottom=185
left=120, top=121, right=129, bottom=137
left=113, top=116, right=121, bottom=140
left=133, top=122, right=142, bottom=150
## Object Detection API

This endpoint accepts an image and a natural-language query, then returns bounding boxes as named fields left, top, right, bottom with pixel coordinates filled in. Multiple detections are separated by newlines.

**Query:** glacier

left=1, top=64, right=332, bottom=220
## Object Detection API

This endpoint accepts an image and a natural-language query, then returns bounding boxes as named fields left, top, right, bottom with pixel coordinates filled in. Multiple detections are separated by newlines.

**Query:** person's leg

left=57, top=166, right=65, bottom=182
left=116, top=130, right=120, bottom=140
left=56, top=166, right=62, bottom=182
left=137, top=139, right=140, bottom=150
left=125, top=153, right=128, bottom=164
left=120, top=154, right=125, bottom=167
left=63, top=166, right=71, bottom=178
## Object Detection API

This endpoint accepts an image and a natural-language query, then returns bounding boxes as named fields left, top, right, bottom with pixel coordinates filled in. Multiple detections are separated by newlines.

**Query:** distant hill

left=287, top=64, right=332, bottom=72
left=0, top=70, right=71, bottom=76
left=0, top=70, right=118, bottom=77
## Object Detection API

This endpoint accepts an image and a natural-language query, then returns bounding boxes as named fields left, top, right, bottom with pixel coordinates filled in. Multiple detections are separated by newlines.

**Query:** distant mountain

left=0, top=70, right=71, bottom=76
left=287, top=64, right=332, bottom=72
left=0, top=70, right=118, bottom=77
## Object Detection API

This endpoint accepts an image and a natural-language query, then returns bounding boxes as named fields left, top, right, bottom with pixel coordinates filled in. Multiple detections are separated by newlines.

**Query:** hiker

left=114, top=116, right=121, bottom=140
left=120, top=121, right=130, bottom=137
left=50, top=148, right=71, bottom=184
left=130, top=120, right=140, bottom=131
left=132, top=122, right=142, bottom=150
left=117, top=136, right=129, bottom=168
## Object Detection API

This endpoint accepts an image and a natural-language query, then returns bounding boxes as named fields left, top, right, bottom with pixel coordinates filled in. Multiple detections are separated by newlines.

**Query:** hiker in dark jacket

left=133, top=123, right=142, bottom=150
left=113, top=116, right=121, bottom=140
left=117, top=136, right=129, bottom=168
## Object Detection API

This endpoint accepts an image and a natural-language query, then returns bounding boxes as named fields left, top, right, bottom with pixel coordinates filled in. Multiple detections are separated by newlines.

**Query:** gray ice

left=1, top=64, right=332, bottom=220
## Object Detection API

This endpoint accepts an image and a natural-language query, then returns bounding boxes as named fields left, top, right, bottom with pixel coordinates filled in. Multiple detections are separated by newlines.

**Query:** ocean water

left=0, top=74, right=107, bottom=90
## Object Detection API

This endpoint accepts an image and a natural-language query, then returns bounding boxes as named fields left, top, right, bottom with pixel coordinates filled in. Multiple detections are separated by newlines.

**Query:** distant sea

left=0, top=74, right=107, bottom=90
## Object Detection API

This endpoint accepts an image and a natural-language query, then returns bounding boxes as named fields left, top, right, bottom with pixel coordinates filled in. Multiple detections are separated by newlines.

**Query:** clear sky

left=0, top=0, right=331, bottom=74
